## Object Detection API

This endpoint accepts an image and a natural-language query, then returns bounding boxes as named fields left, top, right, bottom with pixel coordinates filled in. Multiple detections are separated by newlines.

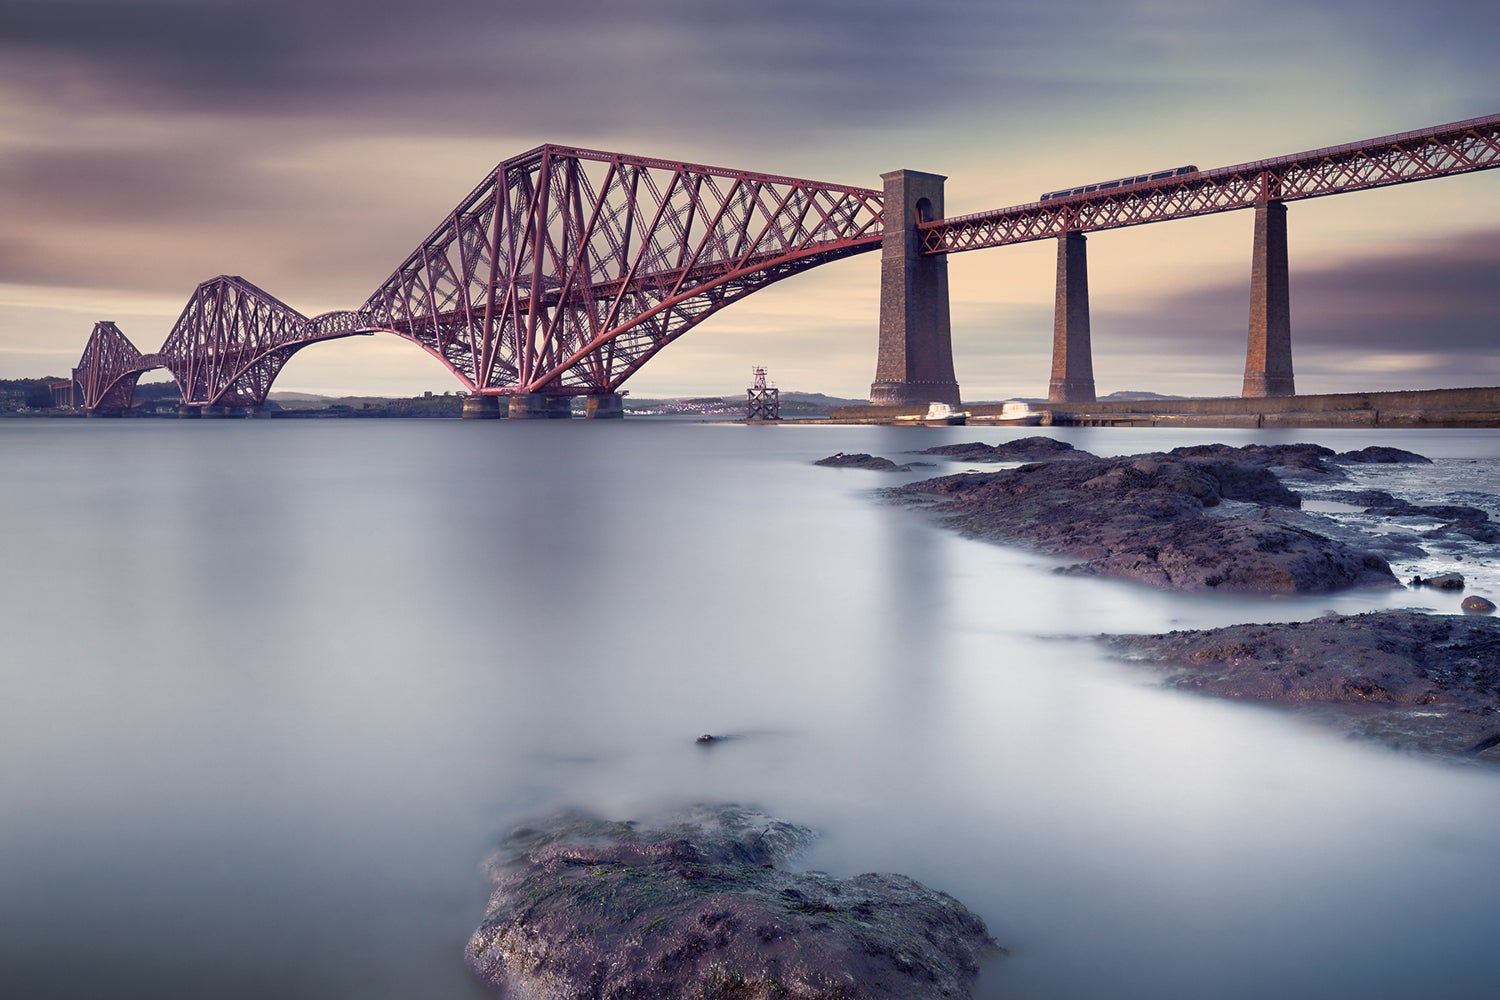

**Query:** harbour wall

left=827, top=386, right=1500, bottom=428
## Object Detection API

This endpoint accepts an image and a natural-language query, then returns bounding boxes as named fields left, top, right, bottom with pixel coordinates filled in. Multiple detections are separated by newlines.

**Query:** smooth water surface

left=3, top=419, right=1499, bottom=999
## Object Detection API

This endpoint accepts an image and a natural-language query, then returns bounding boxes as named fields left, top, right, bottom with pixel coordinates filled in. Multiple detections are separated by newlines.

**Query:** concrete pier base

left=584, top=393, right=625, bottom=419
left=508, top=394, right=573, bottom=419
left=1049, top=232, right=1096, bottom=403
left=176, top=404, right=202, bottom=418
left=869, top=169, right=961, bottom=407
left=1243, top=200, right=1295, bottom=397
left=198, top=405, right=228, bottom=419
left=461, top=395, right=502, bottom=419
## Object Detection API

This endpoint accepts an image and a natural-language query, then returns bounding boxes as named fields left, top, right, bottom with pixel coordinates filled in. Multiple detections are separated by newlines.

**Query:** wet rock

left=1326, top=488, right=1405, bottom=509
left=1102, top=610, right=1500, bottom=759
left=1429, top=521, right=1500, bottom=544
left=1170, top=442, right=1345, bottom=480
left=1466, top=733, right=1500, bottom=754
left=815, top=452, right=902, bottom=471
left=466, top=804, right=1000, bottom=1000
left=1335, top=446, right=1433, bottom=464
left=915, top=437, right=1091, bottom=463
left=1416, top=572, right=1466, bottom=590
left=1463, top=595, right=1497, bottom=614
left=891, top=446, right=1395, bottom=594
left=1321, top=488, right=1498, bottom=546
left=1412, top=505, right=1489, bottom=523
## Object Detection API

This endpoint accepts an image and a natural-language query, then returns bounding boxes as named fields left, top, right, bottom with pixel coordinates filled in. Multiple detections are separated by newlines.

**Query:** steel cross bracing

left=73, top=321, right=154, bottom=410
left=359, top=145, right=884, bottom=395
left=923, top=113, right=1500, bottom=254
left=156, top=276, right=373, bottom=406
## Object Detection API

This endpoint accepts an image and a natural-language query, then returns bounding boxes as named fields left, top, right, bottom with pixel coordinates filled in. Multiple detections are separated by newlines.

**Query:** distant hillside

left=1100, top=390, right=1188, bottom=401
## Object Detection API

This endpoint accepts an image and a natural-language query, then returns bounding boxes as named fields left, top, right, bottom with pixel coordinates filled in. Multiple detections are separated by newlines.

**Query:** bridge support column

left=462, top=395, right=502, bottom=419
left=1049, top=232, right=1096, bottom=403
left=1243, top=200, right=1295, bottom=397
left=508, top=394, right=572, bottom=419
left=176, top=404, right=201, bottom=418
left=869, top=169, right=961, bottom=407
left=584, top=393, right=625, bottom=419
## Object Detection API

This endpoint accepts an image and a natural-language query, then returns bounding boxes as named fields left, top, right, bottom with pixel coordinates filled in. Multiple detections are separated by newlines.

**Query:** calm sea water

left=3, top=419, right=1499, bottom=1000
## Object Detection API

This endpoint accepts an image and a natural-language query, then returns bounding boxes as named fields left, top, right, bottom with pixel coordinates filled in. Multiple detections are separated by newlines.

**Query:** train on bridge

left=1040, top=164, right=1199, bottom=202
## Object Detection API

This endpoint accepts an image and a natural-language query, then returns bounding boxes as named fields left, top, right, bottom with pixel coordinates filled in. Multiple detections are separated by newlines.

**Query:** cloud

left=8, top=0, right=1489, bottom=145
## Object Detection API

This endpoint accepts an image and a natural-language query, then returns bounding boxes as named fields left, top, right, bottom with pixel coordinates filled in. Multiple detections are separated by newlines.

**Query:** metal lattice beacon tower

left=1242, top=200, right=1295, bottom=397
left=870, top=170, right=961, bottom=406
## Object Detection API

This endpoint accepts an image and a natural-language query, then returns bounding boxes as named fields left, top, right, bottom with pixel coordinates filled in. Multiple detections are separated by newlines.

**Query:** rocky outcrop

left=892, top=447, right=1396, bottom=594
left=467, top=804, right=999, bottom=1000
left=1168, top=442, right=1346, bottom=481
left=1335, top=446, right=1433, bottom=464
left=815, top=452, right=904, bottom=471
left=1102, top=611, right=1500, bottom=759
left=915, top=437, right=1091, bottom=463
left=1326, top=488, right=1491, bottom=525
left=1318, top=488, right=1500, bottom=547
left=1463, top=596, right=1497, bottom=614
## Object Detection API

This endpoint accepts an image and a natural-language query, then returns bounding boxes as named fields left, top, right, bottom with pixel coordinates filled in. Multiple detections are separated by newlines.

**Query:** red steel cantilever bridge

left=71, top=113, right=1500, bottom=417
left=73, top=148, right=884, bottom=418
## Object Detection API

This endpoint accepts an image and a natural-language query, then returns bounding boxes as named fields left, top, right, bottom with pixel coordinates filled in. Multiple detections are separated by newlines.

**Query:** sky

left=1, top=0, right=1497, bottom=400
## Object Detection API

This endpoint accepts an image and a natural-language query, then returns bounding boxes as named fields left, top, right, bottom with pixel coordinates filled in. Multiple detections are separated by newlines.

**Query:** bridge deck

left=923, top=113, right=1500, bottom=253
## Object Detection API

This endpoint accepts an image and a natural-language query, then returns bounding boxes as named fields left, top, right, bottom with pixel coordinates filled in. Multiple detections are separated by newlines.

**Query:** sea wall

left=828, top=386, right=1500, bottom=428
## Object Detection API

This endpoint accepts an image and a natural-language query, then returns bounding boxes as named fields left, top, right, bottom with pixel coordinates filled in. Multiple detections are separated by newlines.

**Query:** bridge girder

left=360, top=145, right=884, bottom=395
left=925, top=113, right=1500, bottom=253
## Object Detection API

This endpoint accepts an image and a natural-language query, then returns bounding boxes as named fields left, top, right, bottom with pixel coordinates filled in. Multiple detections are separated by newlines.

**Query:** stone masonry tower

left=1242, top=200, right=1295, bottom=397
left=869, top=170, right=961, bottom=406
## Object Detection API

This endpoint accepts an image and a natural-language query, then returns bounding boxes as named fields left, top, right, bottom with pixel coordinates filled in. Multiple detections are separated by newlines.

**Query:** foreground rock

left=467, top=804, right=999, bottom=1000
left=1103, top=611, right=1500, bottom=759
left=891, top=446, right=1397, bottom=594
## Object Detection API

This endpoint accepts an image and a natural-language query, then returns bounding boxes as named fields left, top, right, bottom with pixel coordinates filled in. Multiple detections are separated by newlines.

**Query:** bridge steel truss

left=73, top=321, right=154, bottom=411
left=157, top=276, right=373, bottom=408
left=359, top=145, right=884, bottom=396
left=922, top=113, right=1500, bottom=253
left=72, top=278, right=375, bottom=412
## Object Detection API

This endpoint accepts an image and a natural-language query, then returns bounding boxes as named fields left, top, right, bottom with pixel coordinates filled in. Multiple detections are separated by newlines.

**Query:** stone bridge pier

left=1044, top=200, right=1296, bottom=401
left=869, top=170, right=961, bottom=407
left=1242, top=200, right=1295, bottom=397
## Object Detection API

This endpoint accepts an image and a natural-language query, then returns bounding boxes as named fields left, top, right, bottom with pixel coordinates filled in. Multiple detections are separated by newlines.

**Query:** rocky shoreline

left=816, top=437, right=1500, bottom=761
